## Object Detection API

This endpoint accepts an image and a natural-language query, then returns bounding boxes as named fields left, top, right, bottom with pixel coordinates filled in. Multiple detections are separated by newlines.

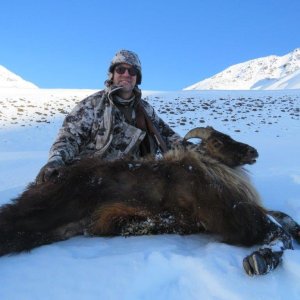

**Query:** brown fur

left=0, top=126, right=296, bottom=275
left=91, top=203, right=152, bottom=235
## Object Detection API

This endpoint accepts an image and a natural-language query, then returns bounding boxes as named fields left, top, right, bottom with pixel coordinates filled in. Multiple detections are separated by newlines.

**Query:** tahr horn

left=183, top=126, right=214, bottom=141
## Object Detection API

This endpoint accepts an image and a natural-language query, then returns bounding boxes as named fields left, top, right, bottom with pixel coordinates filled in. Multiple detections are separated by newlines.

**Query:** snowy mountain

left=0, top=65, right=38, bottom=89
left=185, top=48, right=300, bottom=90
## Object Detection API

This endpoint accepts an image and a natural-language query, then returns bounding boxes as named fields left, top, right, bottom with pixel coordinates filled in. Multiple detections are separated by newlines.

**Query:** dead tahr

left=0, top=126, right=299, bottom=276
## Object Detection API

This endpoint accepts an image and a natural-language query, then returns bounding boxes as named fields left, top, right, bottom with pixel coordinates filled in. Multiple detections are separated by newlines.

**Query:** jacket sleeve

left=141, top=100, right=182, bottom=149
left=48, top=94, right=98, bottom=164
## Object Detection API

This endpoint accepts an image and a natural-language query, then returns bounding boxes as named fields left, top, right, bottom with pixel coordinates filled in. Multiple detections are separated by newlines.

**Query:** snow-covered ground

left=0, top=88, right=299, bottom=300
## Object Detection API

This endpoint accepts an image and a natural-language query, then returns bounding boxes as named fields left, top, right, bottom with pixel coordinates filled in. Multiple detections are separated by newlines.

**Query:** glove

left=35, top=158, right=65, bottom=184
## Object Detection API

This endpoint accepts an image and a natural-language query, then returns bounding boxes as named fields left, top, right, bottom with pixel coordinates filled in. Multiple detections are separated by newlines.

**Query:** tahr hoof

left=243, top=248, right=282, bottom=276
left=243, top=252, right=268, bottom=276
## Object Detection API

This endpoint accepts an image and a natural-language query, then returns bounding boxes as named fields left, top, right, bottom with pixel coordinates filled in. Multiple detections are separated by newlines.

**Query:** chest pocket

left=105, top=122, right=146, bottom=160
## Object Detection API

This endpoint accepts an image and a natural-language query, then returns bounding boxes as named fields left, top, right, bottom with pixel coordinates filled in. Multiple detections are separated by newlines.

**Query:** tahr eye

left=212, top=139, right=223, bottom=149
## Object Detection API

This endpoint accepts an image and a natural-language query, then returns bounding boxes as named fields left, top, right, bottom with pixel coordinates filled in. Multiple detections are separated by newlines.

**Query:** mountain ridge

left=185, top=48, right=300, bottom=90
left=0, top=65, right=38, bottom=89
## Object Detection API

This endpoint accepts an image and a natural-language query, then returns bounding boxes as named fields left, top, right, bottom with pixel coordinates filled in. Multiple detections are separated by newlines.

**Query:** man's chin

left=118, top=83, right=133, bottom=91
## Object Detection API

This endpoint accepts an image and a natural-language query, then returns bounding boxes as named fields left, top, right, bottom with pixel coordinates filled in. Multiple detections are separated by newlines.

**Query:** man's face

left=112, top=63, right=137, bottom=93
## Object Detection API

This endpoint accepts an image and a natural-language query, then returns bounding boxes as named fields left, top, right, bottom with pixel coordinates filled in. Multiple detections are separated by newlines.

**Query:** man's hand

left=35, top=159, right=64, bottom=184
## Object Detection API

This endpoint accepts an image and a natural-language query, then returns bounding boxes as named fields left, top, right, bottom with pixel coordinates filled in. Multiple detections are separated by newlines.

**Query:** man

left=36, top=49, right=182, bottom=183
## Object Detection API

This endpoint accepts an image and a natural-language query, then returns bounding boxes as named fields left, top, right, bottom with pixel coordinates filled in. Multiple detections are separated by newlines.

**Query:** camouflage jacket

left=48, top=86, right=181, bottom=164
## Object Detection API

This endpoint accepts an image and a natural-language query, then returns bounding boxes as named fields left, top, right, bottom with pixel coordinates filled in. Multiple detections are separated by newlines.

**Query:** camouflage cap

left=106, top=50, right=142, bottom=86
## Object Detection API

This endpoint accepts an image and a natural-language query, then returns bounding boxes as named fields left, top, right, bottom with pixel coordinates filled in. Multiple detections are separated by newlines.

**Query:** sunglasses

left=114, top=66, right=138, bottom=76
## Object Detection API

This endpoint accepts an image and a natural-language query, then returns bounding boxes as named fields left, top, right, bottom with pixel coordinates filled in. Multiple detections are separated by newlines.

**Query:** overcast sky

left=1, top=0, right=300, bottom=90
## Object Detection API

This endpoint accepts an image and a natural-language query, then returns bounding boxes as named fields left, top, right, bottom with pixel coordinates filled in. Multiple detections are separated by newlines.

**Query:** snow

left=0, top=87, right=300, bottom=300
left=264, top=69, right=300, bottom=90
left=0, top=65, right=38, bottom=89
left=185, top=48, right=300, bottom=90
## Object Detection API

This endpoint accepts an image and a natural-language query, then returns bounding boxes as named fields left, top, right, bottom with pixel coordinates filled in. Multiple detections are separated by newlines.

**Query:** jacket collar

left=107, top=85, right=142, bottom=104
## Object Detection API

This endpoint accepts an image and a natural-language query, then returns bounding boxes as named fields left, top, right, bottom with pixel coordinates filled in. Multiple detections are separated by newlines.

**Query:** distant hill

left=185, top=48, right=300, bottom=90
left=0, top=65, right=38, bottom=89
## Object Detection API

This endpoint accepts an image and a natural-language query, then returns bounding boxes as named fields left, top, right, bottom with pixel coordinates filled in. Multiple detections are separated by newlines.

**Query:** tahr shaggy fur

left=0, top=126, right=299, bottom=276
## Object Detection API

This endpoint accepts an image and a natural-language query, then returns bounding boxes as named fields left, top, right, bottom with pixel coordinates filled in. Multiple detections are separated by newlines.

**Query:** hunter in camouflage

left=36, top=50, right=182, bottom=183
